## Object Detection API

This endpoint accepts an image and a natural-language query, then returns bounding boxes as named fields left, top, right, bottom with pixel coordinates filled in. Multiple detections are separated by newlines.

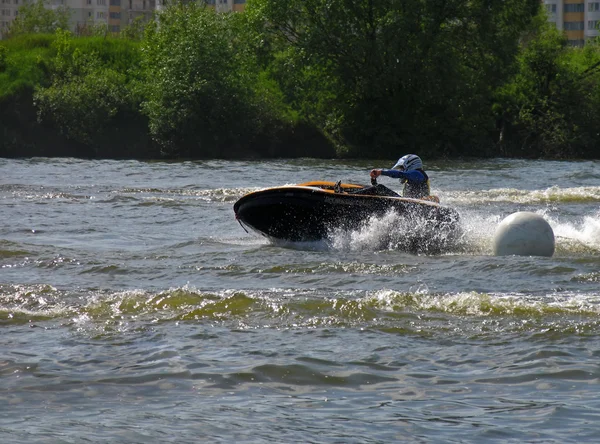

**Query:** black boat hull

left=233, top=182, right=461, bottom=250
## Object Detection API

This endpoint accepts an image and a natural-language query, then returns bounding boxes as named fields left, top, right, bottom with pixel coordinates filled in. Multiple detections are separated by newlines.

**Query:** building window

left=110, top=0, right=120, bottom=4
left=564, top=21, right=584, bottom=30
left=589, top=2, right=600, bottom=11
left=97, top=0, right=106, bottom=5
left=546, top=3, right=557, bottom=13
left=111, top=25, right=119, bottom=32
left=109, top=11, right=120, bottom=18
left=564, top=3, right=584, bottom=12
left=589, top=20, right=599, bottom=29
left=233, top=0, right=245, bottom=3
left=97, top=11, right=104, bottom=18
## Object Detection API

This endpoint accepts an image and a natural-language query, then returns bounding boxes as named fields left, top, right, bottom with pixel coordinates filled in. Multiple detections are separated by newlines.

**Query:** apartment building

left=1, top=0, right=245, bottom=38
left=217, top=0, right=245, bottom=12
left=71, top=0, right=156, bottom=34
left=544, top=0, right=600, bottom=45
left=0, top=0, right=20, bottom=34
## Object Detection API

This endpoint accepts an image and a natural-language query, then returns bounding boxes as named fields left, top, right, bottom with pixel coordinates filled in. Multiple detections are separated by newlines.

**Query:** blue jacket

left=379, top=169, right=430, bottom=199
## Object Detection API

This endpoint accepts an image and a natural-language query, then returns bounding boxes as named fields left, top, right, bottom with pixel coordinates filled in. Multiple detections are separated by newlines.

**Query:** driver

left=370, top=154, right=431, bottom=199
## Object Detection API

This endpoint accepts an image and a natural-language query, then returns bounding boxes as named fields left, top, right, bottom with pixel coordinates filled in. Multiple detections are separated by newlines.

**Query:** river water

left=1, top=157, right=599, bottom=443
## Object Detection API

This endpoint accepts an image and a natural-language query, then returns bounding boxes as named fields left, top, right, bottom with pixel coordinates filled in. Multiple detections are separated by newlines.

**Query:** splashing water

left=327, top=209, right=462, bottom=254
left=549, top=210, right=600, bottom=253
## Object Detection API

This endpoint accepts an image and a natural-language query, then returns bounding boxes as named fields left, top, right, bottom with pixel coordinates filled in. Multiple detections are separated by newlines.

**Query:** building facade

left=1, top=0, right=245, bottom=38
left=1, top=0, right=21, bottom=34
left=545, top=0, right=600, bottom=45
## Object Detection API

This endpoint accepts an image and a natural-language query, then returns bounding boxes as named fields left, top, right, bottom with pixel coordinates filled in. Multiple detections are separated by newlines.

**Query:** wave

left=444, top=186, right=600, bottom=205
left=120, top=187, right=260, bottom=203
left=10, top=184, right=598, bottom=206
left=551, top=212, right=600, bottom=253
left=0, top=240, right=31, bottom=259
left=130, top=185, right=600, bottom=206
left=0, top=185, right=93, bottom=201
left=1, top=285, right=599, bottom=335
left=1, top=184, right=257, bottom=205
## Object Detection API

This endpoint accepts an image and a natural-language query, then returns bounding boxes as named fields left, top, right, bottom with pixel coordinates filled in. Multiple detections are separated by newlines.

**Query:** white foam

left=443, top=186, right=600, bottom=205
left=328, top=209, right=459, bottom=253
left=549, top=211, right=600, bottom=251
left=457, top=209, right=600, bottom=254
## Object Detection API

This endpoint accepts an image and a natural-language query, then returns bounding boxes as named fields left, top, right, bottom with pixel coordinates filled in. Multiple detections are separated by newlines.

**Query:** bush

left=0, top=34, right=55, bottom=98
left=33, top=30, right=148, bottom=155
left=495, top=13, right=600, bottom=158
left=140, top=3, right=293, bottom=157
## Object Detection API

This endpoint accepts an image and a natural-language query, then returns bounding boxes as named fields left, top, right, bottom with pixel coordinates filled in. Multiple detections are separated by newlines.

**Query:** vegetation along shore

left=1, top=0, right=600, bottom=160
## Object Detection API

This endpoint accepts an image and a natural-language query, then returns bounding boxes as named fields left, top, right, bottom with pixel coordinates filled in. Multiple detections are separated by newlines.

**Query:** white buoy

left=493, top=212, right=555, bottom=257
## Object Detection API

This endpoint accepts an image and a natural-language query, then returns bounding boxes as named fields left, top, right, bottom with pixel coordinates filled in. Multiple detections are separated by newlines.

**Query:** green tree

left=496, top=12, right=600, bottom=158
left=140, top=3, right=290, bottom=157
left=0, top=45, right=7, bottom=73
left=33, top=30, right=141, bottom=153
left=120, top=15, right=146, bottom=40
left=6, top=0, right=70, bottom=38
left=247, top=0, right=540, bottom=157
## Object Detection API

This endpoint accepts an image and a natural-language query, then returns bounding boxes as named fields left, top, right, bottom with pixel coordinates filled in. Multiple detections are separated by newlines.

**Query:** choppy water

left=1, top=157, right=599, bottom=443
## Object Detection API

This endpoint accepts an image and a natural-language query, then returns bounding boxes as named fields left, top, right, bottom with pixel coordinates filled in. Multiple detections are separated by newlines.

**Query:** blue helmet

left=392, top=154, right=423, bottom=172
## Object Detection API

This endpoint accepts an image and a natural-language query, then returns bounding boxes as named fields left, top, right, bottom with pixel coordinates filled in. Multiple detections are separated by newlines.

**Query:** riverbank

left=0, top=88, right=336, bottom=159
left=2, top=4, right=600, bottom=160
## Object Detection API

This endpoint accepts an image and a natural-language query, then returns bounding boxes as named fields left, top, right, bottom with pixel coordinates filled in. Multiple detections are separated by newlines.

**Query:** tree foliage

left=140, top=3, right=293, bottom=157
left=247, top=0, right=540, bottom=157
left=33, top=31, right=140, bottom=149
left=3, top=2, right=600, bottom=160
left=495, top=13, right=600, bottom=158
left=6, top=0, right=70, bottom=38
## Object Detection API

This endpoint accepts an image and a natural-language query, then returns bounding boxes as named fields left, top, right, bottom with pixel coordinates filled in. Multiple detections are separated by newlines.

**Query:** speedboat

left=233, top=179, right=461, bottom=252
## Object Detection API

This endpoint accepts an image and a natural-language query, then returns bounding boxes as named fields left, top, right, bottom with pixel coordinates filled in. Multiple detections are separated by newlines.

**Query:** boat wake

left=328, top=209, right=462, bottom=254
left=550, top=210, right=600, bottom=254
left=448, top=208, right=600, bottom=255
left=266, top=209, right=463, bottom=254
left=320, top=208, right=600, bottom=256
left=443, top=185, right=600, bottom=205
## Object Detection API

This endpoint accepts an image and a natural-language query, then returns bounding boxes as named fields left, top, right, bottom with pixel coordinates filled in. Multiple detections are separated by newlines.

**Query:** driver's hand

left=370, top=169, right=382, bottom=179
